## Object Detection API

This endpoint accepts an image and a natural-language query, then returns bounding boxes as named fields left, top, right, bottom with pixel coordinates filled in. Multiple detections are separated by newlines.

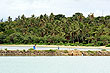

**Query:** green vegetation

left=87, top=50, right=96, bottom=55
left=28, top=48, right=34, bottom=50
left=45, top=49, right=57, bottom=52
left=87, top=50, right=95, bottom=53
left=101, top=49, right=107, bottom=51
left=64, top=50, right=68, bottom=53
left=23, top=49, right=26, bottom=52
left=5, top=48, right=7, bottom=51
left=106, top=44, right=110, bottom=47
left=0, top=13, right=110, bottom=46
left=74, top=49, right=77, bottom=50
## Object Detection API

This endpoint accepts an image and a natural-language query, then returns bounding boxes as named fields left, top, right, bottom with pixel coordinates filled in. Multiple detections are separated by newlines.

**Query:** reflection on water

left=0, top=56, right=110, bottom=73
left=0, top=46, right=110, bottom=51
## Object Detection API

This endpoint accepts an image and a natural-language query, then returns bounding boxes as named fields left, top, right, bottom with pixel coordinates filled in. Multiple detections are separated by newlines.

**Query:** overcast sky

left=0, top=0, right=110, bottom=20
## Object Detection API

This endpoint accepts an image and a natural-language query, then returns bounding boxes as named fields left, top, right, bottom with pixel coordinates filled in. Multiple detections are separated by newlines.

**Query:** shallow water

left=0, top=46, right=110, bottom=51
left=0, top=56, right=109, bottom=73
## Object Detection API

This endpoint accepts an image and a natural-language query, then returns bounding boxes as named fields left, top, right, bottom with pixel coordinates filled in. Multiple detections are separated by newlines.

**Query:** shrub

left=5, top=48, right=7, bottom=51
left=47, top=42, right=51, bottom=45
left=17, top=49, right=19, bottom=51
left=106, top=44, right=110, bottom=47
left=70, top=43, right=74, bottom=46
left=79, top=43, right=84, bottom=46
left=75, top=42, right=80, bottom=46
left=28, top=48, right=34, bottom=50
left=38, top=50, right=41, bottom=52
left=67, top=43, right=71, bottom=46
left=74, top=49, right=77, bottom=50
left=101, top=49, right=106, bottom=51
left=45, top=49, right=56, bottom=52
left=39, top=41, right=43, bottom=43
left=86, top=43, right=94, bottom=46
left=64, top=50, right=68, bottom=53
left=49, top=49, right=57, bottom=52
left=59, top=42, right=64, bottom=45
left=96, top=41, right=103, bottom=46
left=82, top=42, right=87, bottom=44
left=87, top=50, right=95, bottom=53
left=23, top=49, right=26, bottom=52
left=64, top=43, right=70, bottom=46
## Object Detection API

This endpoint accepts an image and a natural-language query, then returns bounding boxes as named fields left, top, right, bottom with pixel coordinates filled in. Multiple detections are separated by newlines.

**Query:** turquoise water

left=0, top=56, right=110, bottom=73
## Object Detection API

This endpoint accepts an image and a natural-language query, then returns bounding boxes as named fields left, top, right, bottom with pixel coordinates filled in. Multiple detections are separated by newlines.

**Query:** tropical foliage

left=0, top=13, right=110, bottom=46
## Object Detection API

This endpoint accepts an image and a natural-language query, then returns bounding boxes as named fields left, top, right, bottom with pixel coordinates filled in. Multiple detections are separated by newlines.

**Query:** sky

left=0, top=0, right=110, bottom=20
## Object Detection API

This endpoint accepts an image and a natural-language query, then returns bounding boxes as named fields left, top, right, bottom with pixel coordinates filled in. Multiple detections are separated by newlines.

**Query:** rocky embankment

left=0, top=49, right=110, bottom=56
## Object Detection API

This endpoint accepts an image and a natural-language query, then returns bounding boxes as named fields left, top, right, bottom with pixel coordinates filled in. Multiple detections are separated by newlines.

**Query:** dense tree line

left=0, top=13, right=110, bottom=46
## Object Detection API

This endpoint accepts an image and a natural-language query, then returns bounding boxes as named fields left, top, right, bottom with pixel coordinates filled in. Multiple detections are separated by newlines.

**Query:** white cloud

left=0, top=0, right=110, bottom=20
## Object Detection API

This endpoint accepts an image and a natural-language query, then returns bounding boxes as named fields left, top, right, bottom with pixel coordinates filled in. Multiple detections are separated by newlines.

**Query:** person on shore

left=82, top=53, right=84, bottom=56
left=33, top=44, right=36, bottom=50
left=72, top=50, right=74, bottom=56
left=58, top=46, right=59, bottom=50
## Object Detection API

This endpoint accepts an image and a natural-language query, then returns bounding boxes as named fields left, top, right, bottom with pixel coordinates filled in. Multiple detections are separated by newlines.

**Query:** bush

left=39, top=41, right=43, bottom=43
left=23, top=49, right=26, bottom=52
left=5, top=48, right=7, bottom=51
left=45, top=49, right=57, bottom=52
left=17, top=49, right=19, bottom=51
left=74, top=49, right=77, bottom=50
left=64, top=50, right=68, bottom=53
left=79, top=43, right=84, bottom=46
left=47, top=42, right=51, bottom=45
left=86, top=43, right=94, bottom=46
left=96, top=41, right=103, bottom=46
left=64, top=43, right=70, bottom=46
left=106, top=44, right=110, bottom=47
left=87, top=50, right=95, bottom=53
left=101, top=49, right=106, bottom=51
left=82, top=42, right=87, bottom=44
left=59, top=42, right=64, bottom=45
left=28, top=48, right=34, bottom=50
left=75, top=42, right=80, bottom=46
left=70, top=43, right=74, bottom=46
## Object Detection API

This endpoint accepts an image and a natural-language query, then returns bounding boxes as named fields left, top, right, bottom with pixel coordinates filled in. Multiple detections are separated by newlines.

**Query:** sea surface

left=0, top=56, right=109, bottom=73
left=0, top=46, right=110, bottom=51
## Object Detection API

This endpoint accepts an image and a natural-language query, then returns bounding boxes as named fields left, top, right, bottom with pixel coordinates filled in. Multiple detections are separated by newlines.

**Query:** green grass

left=28, top=48, right=34, bottom=50
left=101, top=49, right=107, bottom=51
left=45, top=49, right=57, bottom=52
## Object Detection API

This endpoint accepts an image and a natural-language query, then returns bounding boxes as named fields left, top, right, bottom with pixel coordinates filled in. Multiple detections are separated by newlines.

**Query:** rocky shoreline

left=0, top=49, right=110, bottom=56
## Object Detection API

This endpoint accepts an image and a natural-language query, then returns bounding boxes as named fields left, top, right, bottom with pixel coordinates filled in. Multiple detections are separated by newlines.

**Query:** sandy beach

left=0, top=44, right=110, bottom=49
